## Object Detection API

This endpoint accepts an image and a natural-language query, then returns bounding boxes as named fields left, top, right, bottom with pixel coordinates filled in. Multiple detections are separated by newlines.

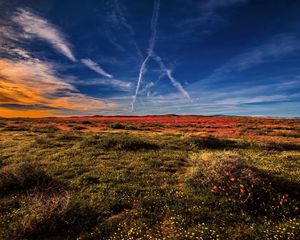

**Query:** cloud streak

left=81, top=58, right=113, bottom=78
left=12, top=8, right=76, bottom=61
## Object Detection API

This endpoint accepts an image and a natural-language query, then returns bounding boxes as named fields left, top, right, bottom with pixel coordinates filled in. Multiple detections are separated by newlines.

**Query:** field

left=0, top=115, right=299, bottom=239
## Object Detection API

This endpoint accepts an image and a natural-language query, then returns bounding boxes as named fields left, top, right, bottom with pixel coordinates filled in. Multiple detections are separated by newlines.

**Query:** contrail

left=148, top=0, right=160, bottom=55
left=140, top=72, right=165, bottom=94
left=131, top=0, right=160, bottom=111
left=153, top=54, right=191, bottom=100
left=113, top=0, right=144, bottom=62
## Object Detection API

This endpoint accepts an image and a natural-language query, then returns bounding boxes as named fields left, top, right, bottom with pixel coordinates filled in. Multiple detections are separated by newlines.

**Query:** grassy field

left=0, top=116, right=299, bottom=239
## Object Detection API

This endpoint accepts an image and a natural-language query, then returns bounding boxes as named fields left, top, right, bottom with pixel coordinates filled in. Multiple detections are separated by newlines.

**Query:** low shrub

left=187, top=153, right=298, bottom=216
left=80, top=134, right=159, bottom=151
left=3, top=125, right=29, bottom=131
left=0, top=163, right=57, bottom=195
left=72, top=126, right=87, bottom=131
left=17, top=194, right=98, bottom=239
left=98, top=135, right=159, bottom=151
left=31, top=125, right=59, bottom=133
left=55, top=133, right=80, bottom=141
left=79, top=135, right=100, bottom=148
left=186, top=136, right=238, bottom=150
left=109, top=122, right=125, bottom=129
left=124, top=125, right=139, bottom=130
left=81, top=120, right=93, bottom=125
left=9, top=194, right=101, bottom=239
left=33, top=135, right=60, bottom=148
left=266, top=142, right=300, bottom=151
left=274, top=132, right=300, bottom=138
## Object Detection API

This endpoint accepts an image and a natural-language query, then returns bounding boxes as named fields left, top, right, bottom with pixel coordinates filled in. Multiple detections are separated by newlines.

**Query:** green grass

left=0, top=128, right=299, bottom=239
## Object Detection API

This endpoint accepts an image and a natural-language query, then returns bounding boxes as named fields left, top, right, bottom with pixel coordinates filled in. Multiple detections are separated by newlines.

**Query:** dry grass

left=18, top=192, right=71, bottom=238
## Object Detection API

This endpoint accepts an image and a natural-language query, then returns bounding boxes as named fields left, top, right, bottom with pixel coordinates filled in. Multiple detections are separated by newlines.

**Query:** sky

left=0, top=0, right=300, bottom=117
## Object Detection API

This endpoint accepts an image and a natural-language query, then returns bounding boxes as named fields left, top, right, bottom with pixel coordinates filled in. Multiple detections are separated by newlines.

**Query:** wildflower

left=230, top=177, right=235, bottom=182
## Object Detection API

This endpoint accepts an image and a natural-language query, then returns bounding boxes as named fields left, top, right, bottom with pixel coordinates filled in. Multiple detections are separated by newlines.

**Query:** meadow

left=0, top=115, right=299, bottom=239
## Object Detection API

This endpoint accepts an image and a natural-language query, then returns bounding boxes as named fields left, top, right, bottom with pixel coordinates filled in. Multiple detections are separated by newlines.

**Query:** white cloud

left=81, top=58, right=113, bottom=78
left=12, top=8, right=76, bottom=61
left=215, top=95, right=287, bottom=105
left=73, top=78, right=132, bottom=91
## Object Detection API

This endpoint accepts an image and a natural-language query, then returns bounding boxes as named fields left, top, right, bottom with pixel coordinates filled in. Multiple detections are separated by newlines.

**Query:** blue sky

left=0, top=0, right=300, bottom=117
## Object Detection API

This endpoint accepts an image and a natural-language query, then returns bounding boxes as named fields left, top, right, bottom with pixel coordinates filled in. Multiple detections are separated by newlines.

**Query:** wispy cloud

left=215, top=95, right=288, bottom=105
left=181, top=0, right=247, bottom=27
left=103, top=28, right=125, bottom=52
left=12, top=8, right=76, bottom=61
left=0, top=45, right=33, bottom=60
left=81, top=58, right=113, bottom=78
left=202, top=0, right=248, bottom=11
left=200, top=34, right=300, bottom=84
left=220, top=35, right=299, bottom=71
left=71, top=78, right=132, bottom=91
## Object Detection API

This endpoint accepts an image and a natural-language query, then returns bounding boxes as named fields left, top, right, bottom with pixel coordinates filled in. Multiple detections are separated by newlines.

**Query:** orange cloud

left=0, top=108, right=56, bottom=118
left=0, top=58, right=119, bottom=117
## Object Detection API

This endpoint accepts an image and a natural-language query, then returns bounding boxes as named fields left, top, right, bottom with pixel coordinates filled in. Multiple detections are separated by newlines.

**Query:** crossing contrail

left=153, top=54, right=191, bottom=100
left=131, top=0, right=160, bottom=111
